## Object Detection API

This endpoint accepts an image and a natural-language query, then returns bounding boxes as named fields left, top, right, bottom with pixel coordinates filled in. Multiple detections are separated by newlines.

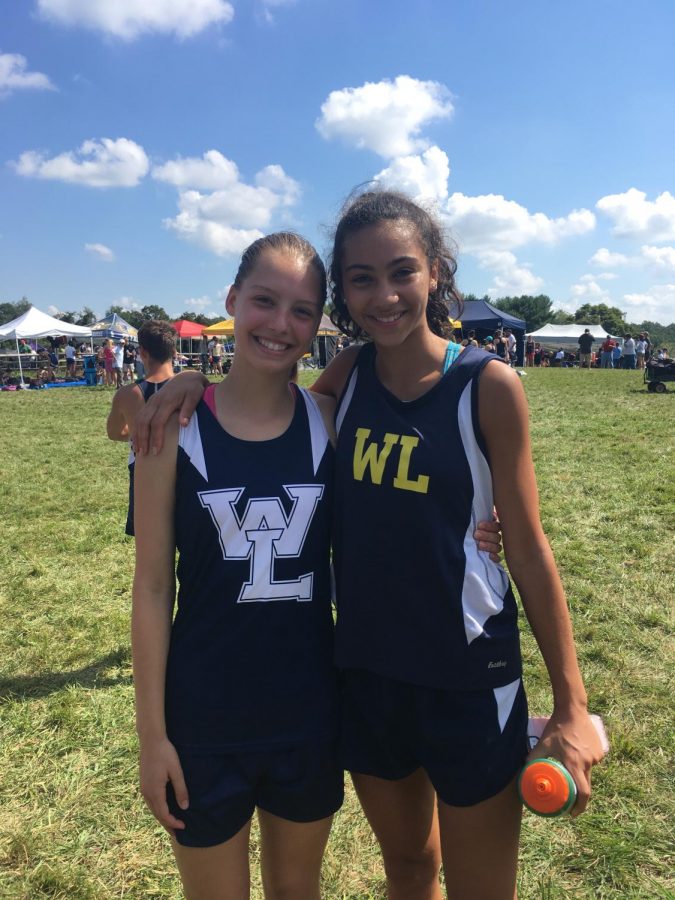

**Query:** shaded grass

left=0, top=369, right=673, bottom=897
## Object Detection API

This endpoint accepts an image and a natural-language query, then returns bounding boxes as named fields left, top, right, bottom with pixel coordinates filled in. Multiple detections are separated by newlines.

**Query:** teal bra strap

left=443, top=341, right=461, bottom=374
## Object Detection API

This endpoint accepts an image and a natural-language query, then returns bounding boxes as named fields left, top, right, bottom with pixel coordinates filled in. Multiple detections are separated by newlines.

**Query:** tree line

left=2, top=295, right=673, bottom=349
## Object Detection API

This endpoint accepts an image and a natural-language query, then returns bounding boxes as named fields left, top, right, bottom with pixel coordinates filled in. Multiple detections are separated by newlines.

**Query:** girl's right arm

left=132, top=416, right=189, bottom=832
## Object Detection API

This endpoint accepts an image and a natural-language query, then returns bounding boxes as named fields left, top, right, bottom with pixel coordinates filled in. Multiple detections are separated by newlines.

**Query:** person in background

left=493, top=329, right=508, bottom=361
left=525, top=335, right=535, bottom=367
left=106, top=320, right=177, bottom=536
left=622, top=334, right=636, bottom=369
left=112, top=340, right=125, bottom=387
left=554, top=347, right=565, bottom=367
left=123, top=342, right=137, bottom=383
left=211, top=337, right=224, bottom=376
left=635, top=334, right=647, bottom=369
left=599, top=336, right=615, bottom=368
left=483, top=334, right=495, bottom=353
left=505, top=327, right=517, bottom=366
left=612, top=340, right=622, bottom=368
left=578, top=328, right=594, bottom=369
left=643, top=331, right=652, bottom=361
left=64, top=341, right=77, bottom=378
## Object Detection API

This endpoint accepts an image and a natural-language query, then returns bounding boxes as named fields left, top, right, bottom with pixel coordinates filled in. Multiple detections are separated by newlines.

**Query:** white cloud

left=374, top=146, right=450, bottom=203
left=184, top=296, right=212, bottom=310
left=85, top=242, right=114, bottom=262
left=622, top=284, right=675, bottom=324
left=596, top=188, right=675, bottom=242
left=476, top=250, right=544, bottom=297
left=569, top=278, right=611, bottom=303
left=118, top=296, right=142, bottom=310
left=443, top=192, right=595, bottom=253
left=152, top=150, right=239, bottom=191
left=36, top=0, right=234, bottom=40
left=0, top=52, right=55, bottom=96
left=47, top=304, right=61, bottom=316
left=12, top=137, right=149, bottom=187
left=589, top=247, right=630, bottom=268
left=640, top=244, right=675, bottom=272
left=257, top=0, right=297, bottom=25
left=162, top=162, right=301, bottom=256
left=316, top=75, right=454, bottom=159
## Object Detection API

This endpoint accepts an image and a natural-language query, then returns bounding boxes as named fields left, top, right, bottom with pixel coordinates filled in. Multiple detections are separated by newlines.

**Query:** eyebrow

left=249, top=284, right=318, bottom=308
left=345, top=256, right=420, bottom=272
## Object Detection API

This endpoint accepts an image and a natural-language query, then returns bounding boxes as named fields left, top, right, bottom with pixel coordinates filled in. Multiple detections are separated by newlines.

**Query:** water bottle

left=519, top=714, right=608, bottom=817
left=518, top=757, right=577, bottom=816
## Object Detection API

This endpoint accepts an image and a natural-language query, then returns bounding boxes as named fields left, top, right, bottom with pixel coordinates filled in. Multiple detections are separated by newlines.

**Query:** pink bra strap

left=204, top=383, right=217, bottom=416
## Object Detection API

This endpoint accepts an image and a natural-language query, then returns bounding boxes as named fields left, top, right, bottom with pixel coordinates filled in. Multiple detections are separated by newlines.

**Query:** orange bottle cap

left=519, top=760, right=574, bottom=815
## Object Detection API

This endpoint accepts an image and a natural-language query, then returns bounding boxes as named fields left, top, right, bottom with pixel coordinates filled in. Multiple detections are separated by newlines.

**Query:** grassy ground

left=0, top=369, right=673, bottom=899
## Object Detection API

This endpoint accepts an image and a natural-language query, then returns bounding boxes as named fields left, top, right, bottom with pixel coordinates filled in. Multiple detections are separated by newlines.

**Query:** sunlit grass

left=0, top=368, right=673, bottom=898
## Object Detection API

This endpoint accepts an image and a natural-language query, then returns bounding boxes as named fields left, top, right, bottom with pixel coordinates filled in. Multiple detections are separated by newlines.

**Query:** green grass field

left=0, top=368, right=673, bottom=899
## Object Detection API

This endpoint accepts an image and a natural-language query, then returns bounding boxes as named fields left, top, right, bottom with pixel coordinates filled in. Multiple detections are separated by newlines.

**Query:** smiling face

left=226, top=248, right=322, bottom=373
left=341, top=220, right=438, bottom=348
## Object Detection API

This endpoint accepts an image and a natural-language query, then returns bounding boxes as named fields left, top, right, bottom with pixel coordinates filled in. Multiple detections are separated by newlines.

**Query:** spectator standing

left=123, top=342, right=137, bottom=383
left=493, top=329, right=509, bottom=361
left=578, top=328, right=594, bottom=369
left=64, top=341, right=77, bottom=378
left=600, top=336, right=615, bottom=368
left=525, top=335, right=535, bottom=366
left=211, top=337, right=224, bottom=375
left=483, top=335, right=495, bottom=353
left=612, top=341, right=622, bottom=368
left=622, top=334, right=636, bottom=369
left=112, top=340, right=124, bottom=387
left=635, top=334, right=647, bottom=369
left=643, top=331, right=652, bottom=361
left=505, top=327, right=517, bottom=365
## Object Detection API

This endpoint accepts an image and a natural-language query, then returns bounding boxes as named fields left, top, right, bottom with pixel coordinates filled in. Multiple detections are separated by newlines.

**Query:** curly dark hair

left=328, top=189, right=463, bottom=340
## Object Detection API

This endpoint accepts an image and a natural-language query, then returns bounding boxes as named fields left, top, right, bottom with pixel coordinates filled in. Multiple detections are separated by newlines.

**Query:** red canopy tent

left=172, top=319, right=206, bottom=362
left=172, top=319, right=205, bottom=339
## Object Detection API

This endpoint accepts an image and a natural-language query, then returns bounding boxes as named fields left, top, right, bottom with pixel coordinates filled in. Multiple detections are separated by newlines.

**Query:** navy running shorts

left=167, top=739, right=344, bottom=848
left=340, top=669, right=528, bottom=807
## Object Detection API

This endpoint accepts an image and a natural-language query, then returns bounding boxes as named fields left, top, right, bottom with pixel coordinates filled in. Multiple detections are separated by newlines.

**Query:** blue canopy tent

left=90, top=312, right=138, bottom=342
left=450, top=300, right=526, bottom=365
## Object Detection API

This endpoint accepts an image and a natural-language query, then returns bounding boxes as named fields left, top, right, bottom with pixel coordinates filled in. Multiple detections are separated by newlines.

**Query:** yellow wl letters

left=353, top=428, right=430, bottom=494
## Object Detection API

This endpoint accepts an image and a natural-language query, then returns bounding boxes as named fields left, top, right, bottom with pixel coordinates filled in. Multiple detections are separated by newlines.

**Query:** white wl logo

left=198, top=484, right=324, bottom=603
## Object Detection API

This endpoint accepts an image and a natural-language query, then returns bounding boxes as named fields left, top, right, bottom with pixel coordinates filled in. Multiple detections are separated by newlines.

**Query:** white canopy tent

left=527, top=323, right=618, bottom=345
left=0, top=306, right=93, bottom=385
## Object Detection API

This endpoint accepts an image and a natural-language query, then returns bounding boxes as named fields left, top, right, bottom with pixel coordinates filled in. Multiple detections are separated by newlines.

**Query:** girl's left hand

left=473, top=515, right=502, bottom=562
left=526, top=709, right=605, bottom=816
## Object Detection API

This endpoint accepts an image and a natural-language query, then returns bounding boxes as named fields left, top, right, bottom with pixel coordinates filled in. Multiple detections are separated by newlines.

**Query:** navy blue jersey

left=166, top=385, right=337, bottom=751
left=333, top=344, right=522, bottom=691
left=126, top=379, right=171, bottom=536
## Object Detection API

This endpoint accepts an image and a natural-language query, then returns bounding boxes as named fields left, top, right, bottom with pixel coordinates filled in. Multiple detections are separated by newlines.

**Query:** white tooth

left=258, top=337, right=287, bottom=351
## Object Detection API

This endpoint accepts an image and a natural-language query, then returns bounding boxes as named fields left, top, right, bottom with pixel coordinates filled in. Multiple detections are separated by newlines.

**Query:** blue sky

left=1, top=0, right=674, bottom=324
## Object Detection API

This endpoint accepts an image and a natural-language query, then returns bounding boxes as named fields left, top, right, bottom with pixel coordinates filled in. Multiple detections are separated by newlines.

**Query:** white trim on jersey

left=178, top=414, right=209, bottom=482
left=493, top=677, right=521, bottom=733
left=298, top=388, right=330, bottom=477
left=335, top=368, right=358, bottom=435
left=457, top=379, right=510, bottom=645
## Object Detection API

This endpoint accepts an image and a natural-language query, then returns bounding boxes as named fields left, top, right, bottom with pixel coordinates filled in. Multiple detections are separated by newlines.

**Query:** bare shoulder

left=479, top=360, right=530, bottom=445
left=311, top=344, right=360, bottom=399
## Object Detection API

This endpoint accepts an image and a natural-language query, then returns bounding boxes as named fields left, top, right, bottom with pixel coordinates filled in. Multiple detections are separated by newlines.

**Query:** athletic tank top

left=333, top=344, right=522, bottom=691
left=125, top=379, right=171, bottom=536
left=165, top=385, right=337, bottom=750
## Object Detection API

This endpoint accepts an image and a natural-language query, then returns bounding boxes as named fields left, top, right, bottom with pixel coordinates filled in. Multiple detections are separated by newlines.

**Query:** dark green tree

left=493, top=295, right=554, bottom=331
left=573, top=303, right=627, bottom=335
left=0, top=298, right=31, bottom=322
left=76, top=307, right=97, bottom=326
